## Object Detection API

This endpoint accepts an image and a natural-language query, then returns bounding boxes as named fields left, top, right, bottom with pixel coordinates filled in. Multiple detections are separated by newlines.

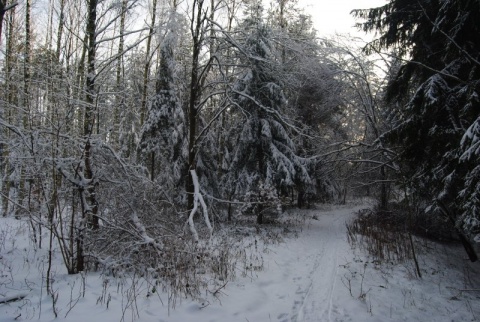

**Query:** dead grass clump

left=346, top=208, right=414, bottom=264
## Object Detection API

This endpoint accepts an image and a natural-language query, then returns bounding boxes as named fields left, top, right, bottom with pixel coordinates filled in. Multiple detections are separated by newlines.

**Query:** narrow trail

left=165, top=204, right=367, bottom=322
left=288, top=205, right=361, bottom=322
left=216, top=204, right=364, bottom=322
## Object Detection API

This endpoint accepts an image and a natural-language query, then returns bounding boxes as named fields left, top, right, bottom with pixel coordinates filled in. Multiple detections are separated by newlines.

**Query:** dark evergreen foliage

left=226, top=12, right=314, bottom=210
left=354, top=0, right=480, bottom=248
left=139, top=31, right=186, bottom=187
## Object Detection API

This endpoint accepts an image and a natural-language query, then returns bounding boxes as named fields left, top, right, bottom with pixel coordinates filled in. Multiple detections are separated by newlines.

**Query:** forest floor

left=1, top=202, right=480, bottom=321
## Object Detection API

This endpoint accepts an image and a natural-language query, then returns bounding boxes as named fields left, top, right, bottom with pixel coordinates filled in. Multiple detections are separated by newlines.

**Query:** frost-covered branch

left=95, top=33, right=151, bottom=80
left=230, top=88, right=303, bottom=134
left=187, top=170, right=213, bottom=242
left=94, top=27, right=149, bottom=45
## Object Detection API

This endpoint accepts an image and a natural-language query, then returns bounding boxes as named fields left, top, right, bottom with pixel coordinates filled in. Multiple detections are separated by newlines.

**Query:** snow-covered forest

left=1, top=0, right=479, bottom=321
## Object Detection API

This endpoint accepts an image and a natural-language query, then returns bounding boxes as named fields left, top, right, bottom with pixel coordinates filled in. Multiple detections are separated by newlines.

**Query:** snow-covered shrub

left=238, top=182, right=282, bottom=224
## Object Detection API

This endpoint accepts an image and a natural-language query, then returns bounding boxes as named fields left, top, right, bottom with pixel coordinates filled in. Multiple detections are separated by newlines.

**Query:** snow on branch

left=230, top=88, right=303, bottom=134
left=130, top=210, right=164, bottom=249
left=187, top=170, right=213, bottom=242
left=0, top=293, right=28, bottom=305
left=460, top=116, right=480, bottom=161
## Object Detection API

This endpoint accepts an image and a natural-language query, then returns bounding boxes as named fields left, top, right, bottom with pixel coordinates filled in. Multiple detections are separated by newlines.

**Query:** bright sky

left=303, top=0, right=387, bottom=39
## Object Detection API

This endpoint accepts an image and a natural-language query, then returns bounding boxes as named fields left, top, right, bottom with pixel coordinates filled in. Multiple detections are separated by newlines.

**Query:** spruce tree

left=139, top=26, right=186, bottom=188
left=227, top=7, right=313, bottom=222
left=354, top=0, right=480, bottom=258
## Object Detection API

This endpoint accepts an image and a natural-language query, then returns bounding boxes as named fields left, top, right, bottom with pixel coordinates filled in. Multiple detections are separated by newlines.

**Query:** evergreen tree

left=354, top=0, right=480, bottom=257
left=139, top=20, right=187, bottom=188
left=269, top=2, right=345, bottom=205
left=227, top=8, right=313, bottom=222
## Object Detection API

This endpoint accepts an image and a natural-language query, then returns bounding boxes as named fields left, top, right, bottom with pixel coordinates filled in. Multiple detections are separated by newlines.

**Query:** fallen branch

left=0, top=293, right=28, bottom=304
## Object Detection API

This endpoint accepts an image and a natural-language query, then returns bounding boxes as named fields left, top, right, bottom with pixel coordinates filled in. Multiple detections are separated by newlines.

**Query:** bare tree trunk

left=14, top=0, right=32, bottom=218
left=279, top=0, right=286, bottom=64
left=55, top=0, right=65, bottom=61
left=1, top=3, right=16, bottom=216
left=186, top=0, right=205, bottom=211
left=0, top=0, right=17, bottom=44
left=44, top=0, right=67, bottom=272
left=45, top=0, right=53, bottom=49
left=76, top=0, right=99, bottom=274
left=437, top=200, right=478, bottom=262
left=113, top=0, right=127, bottom=149
left=379, top=165, right=388, bottom=210
left=140, top=0, right=157, bottom=126
left=24, top=0, right=30, bottom=118
left=75, top=33, right=88, bottom=135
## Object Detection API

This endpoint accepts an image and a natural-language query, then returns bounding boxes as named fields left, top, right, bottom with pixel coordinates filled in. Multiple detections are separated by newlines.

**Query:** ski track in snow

left=3, top=203, right=479, bottom=322
left=288, top=206, right=357, bottom=322
left=175, top=204, right=364, bottom=322
left=0, top=204, right=363, bottom=322
left=224, top=204, right=362, bottom=322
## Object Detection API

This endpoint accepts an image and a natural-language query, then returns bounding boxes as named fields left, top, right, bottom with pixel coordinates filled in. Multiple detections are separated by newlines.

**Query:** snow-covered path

left=3, top=203, right=480, bottom=322
left=164, top=204, right=365, bottom=322
left=292, top=207, right=351, bottom=322
left=164, top=203, right=480, bottom=322
left=1, top=204, right=365, bottom=322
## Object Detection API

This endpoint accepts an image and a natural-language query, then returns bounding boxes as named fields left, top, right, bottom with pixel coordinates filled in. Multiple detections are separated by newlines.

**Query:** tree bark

left=1, top=2, right=16, bottom=216
left=187, top=0, right=205, bottom=211
left=140, top=0, right=157, bottom=126
left=0, top=1, right=17, bottom=44
left=84, top=0, right=99, bottom=233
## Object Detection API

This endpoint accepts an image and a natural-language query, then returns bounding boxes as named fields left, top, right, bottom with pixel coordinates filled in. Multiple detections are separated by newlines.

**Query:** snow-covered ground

left=1, top=203, right=480, bottom=321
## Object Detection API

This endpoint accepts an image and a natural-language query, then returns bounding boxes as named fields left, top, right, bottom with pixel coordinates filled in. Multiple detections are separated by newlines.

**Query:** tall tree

left=266, top=1, right=346, bottom=205
left=112, top=0, right=128, bottom=149
left=0, top=0, right=17, bottom=43
left=1, top=0, right=18, bottom=216
left=73, top=0, right=99, bottom=274
left=140, top=11, right=186, bottom=187
left=353, top=0, right=480, bottom=260
left=140, top=0, right=158, bottom=125
left=227, top=7, right=313, bottom=222
left=186, top=0, right=213, bottom=211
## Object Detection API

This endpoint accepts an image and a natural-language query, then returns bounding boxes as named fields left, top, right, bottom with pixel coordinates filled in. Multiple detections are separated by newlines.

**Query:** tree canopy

left=354, top=0, right=480, bottom=250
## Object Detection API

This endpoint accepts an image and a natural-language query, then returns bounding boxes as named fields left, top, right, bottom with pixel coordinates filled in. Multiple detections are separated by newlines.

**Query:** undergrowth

left=346, top=201, right=462, bottom=265
left=0, top=205, right=302, bottom=320
left=343, top=204, right=480, bottom=319
left=346, top=206, right=419, bottom=265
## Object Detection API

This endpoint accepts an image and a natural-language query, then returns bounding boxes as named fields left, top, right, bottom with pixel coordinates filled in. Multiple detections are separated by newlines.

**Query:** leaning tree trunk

left=437, top=200, right=478, bottom=262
